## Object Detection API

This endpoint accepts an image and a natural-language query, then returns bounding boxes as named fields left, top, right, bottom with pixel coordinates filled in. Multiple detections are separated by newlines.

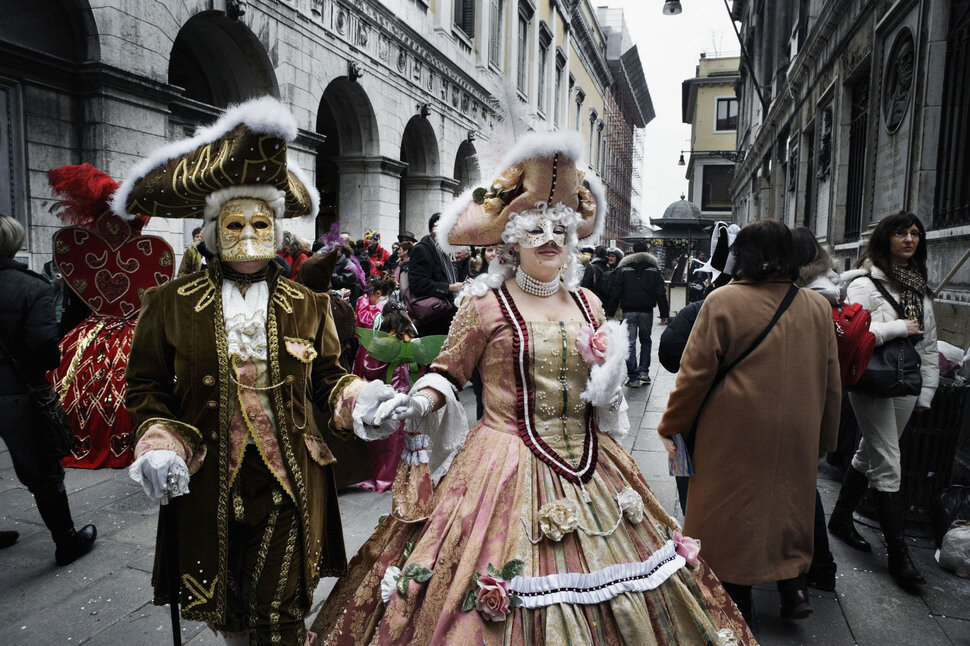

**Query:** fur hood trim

left=617, top=252, right=658, bottom=269
left=798, top=257, right=834, bottom=285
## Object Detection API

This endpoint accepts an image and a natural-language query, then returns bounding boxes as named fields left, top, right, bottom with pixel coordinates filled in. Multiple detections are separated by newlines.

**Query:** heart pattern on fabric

left=95, top=270, right=130, bottom=303
left=71, top=435, right=92, bottom=460
left=96, top=216, right=131, bottom=250
left=116, top=251, right=139, bottom=274
left=109, top=433, right=132, bottom=458
left=53, top=213, right=175, bottom=317
left=85, top=251, right=107, bottom=269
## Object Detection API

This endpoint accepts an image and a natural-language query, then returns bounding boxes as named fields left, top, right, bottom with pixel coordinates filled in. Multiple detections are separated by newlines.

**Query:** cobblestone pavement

left=1, top=320, right=967, bottom=644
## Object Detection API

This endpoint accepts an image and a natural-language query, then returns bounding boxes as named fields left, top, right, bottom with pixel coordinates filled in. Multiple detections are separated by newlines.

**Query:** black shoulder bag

left=684, top=283, right=800, bottom=458
left=848, top=278, right=922, bottom=398
left=0, top=333, right=73, bottom=460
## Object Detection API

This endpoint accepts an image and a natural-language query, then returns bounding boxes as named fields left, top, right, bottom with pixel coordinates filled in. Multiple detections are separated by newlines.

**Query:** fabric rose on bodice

left=538, top=499, right=581, bottom=541
left=475, top=574, right=512, bottom=621
left=576, top=324, right=610, bottom=366
left=615, top=487, right=645, bottom=524
left=673, top=530, right=701, bottom=568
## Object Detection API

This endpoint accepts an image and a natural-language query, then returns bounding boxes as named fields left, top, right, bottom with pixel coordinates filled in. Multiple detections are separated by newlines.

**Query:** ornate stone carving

left=397, top=47, right=407, bottom=72
left=882, top=27, right=915, bottom=134
left=336, top=9, right=347, bottom=34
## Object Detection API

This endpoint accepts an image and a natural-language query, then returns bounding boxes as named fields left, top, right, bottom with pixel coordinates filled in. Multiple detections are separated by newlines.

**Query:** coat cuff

left=329, top=374, right=366, bottom=434
left=133, top=419, right=206, bottom=475
left=917, top=386, right=936, bottom=409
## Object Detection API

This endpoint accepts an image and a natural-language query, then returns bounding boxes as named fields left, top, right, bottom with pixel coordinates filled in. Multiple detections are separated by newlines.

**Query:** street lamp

left=662, top=1, right=683, bottom=15
left=678, top=153, right=686, bottom=166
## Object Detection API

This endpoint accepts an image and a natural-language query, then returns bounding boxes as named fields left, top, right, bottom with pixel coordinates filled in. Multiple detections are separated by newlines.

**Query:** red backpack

left=832, top=302, right=876, bottom=387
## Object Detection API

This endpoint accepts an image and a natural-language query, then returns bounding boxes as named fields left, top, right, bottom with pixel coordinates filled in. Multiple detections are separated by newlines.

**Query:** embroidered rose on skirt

left=538, top=499, right=581, bottom=541
left=576, top=324, right=610, bottom=365
left=615, top=486, right=645, bottom=524
left=461, top=560, right=524, bottom=621
left=673, top=530, right=701, bottom=568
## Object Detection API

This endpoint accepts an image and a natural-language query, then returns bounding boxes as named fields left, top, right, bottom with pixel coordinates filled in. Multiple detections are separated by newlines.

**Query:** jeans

left=623, top=310, right=653, bottom=379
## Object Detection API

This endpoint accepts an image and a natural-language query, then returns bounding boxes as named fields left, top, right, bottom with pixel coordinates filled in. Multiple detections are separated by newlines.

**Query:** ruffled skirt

left=312, top=424, right=755, bottom=645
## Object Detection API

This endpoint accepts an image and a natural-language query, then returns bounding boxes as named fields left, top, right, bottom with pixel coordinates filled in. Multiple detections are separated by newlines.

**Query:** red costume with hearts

left=46, top=164, right=175, bottom=468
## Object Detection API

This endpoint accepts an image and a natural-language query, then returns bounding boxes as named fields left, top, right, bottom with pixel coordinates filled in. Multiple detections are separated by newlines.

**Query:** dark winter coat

left=580, top=257, right=608, bottom=299
left=658, top=300, right=704, bottom=373
left=605, top=252, right=670, bottom=318
left=0, top=258, right=61, bottom=396
left=407, top=235, right=457, bottom=335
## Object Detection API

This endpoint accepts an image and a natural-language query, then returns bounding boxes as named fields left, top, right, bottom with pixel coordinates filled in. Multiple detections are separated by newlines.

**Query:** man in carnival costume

left=119, top=97, right=402, bottom=645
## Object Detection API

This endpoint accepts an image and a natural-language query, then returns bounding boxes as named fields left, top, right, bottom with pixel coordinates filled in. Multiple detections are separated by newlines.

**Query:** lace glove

left=128, top=449, right=190, bottom=502
left=353, top=380, right=402, bottom=441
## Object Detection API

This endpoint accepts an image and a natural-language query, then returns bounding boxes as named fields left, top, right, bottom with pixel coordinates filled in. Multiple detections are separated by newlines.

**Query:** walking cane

left=160, top=494, right=182, bottom=646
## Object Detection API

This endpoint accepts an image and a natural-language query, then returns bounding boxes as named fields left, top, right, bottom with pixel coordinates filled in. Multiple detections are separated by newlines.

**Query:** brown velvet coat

left=126, top=261, right=356, bottom=624
left=658, top=279, right=841, bottom=585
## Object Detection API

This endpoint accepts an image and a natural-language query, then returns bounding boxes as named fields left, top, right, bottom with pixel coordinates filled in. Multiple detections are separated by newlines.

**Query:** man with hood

left=605, top=241, right=669, bottom=387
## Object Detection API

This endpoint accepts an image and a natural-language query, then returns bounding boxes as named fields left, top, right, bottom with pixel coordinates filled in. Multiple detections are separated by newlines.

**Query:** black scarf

left=219, top=261, right=270, bottom=296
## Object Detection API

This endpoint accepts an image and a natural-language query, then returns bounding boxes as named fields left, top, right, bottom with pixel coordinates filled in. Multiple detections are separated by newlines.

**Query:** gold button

left=203, top=375, right=215, bottom=386
left=284, top=401, right=293, bottom=409
left=207, top=400, right=218, bottom=409
left=210, top=432, right=218, bottom=441
left=284, top=375, right=295, bottom=385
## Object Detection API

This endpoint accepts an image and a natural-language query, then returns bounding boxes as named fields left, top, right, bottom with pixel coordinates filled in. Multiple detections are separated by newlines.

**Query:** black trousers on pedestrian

left=0, top=394, right=66, bottom=498
left=810, top=489, right=837, bottom=579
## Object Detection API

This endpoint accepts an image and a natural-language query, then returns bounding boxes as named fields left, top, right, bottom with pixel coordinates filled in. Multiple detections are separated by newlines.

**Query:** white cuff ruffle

left=406, top=372, right=469, bottom=483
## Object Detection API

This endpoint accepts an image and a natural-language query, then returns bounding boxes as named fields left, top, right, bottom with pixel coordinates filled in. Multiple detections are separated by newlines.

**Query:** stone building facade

left=730, top=0, right=970, bottom=346
left=1, top=0, right=649, bottom=270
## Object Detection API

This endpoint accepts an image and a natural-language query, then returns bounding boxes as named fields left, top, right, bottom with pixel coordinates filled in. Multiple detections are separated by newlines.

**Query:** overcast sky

left=605, top=0, right=736, bottom=227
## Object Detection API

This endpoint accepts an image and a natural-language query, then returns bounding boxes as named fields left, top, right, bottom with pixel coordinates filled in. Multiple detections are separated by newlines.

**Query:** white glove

left=128, top=449, right=190, bottom=502
left=383, top=392, right=433, bottom=422
left=353, top=381, right=404, bottom=440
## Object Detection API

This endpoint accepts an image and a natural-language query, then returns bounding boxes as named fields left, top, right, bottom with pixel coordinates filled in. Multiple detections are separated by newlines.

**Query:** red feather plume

left=47, top=164, right=130, bottom=229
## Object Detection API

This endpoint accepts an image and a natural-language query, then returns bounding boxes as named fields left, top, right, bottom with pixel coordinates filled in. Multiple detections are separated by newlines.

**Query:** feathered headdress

left=47, top=164, right=147, bottom=231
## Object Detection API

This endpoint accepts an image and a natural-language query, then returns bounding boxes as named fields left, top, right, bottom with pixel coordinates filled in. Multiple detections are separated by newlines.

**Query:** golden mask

left=218, top=198, right=276, bottom=262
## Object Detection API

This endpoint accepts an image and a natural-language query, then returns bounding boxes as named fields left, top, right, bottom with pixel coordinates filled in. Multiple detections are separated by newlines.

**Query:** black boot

left=828, top=467, right=872, bottom=552
left=777, top=576, right=812, bottom=619
left=873, top=491, right=925, bottom=589
left=35, top=491, right=97, bottom=566
left=0, top=531, right=18, bottom=549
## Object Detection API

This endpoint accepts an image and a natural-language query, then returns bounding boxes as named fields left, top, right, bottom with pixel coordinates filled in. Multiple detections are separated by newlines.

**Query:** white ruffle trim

left=507, top=540, right=685, bottom=608
left=580, top=320, right=628, bottom=408
left=352, top=381, right=401, bottom=441
left=222, top=280, right=269, bottom=361
left=406, top=372, right=468, bottom=483
left=402, top=433, right=430, bottom=465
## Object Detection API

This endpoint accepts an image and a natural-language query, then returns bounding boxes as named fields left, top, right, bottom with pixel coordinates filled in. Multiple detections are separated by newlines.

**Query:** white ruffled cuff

left=352, top=380, right=400, bottom=441
left=596, top=394, right=630, bottom=439
left=406, top=372, right=469, bottom=483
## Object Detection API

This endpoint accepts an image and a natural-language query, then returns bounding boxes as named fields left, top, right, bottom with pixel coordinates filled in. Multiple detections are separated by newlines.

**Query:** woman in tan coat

left=658, top=219, right=842, bottom=622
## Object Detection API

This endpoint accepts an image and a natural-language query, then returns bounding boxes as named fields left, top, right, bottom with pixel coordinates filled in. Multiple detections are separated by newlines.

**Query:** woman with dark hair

left=827, top=211, right=938, bottom=589
left=658, top=219, right=842, bottom=621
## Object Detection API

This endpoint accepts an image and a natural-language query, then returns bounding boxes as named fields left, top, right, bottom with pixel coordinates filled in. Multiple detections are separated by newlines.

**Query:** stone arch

left=168, top=11, right=279, bottom=112
left=0, top=0, right=98, bottom=64
left=399, top=115, right=441, bottom=235
left=315, top=77, right=381, bottom=236
left=453, top=139, right=479, bottom=194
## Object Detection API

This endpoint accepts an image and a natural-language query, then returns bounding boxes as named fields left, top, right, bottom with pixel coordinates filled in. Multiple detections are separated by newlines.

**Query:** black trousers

left=0, top=394, right=66, bottom=498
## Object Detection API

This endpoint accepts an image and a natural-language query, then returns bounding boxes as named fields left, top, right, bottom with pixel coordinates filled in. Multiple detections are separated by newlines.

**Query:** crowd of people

left=0, top=95, right=947, bottom=646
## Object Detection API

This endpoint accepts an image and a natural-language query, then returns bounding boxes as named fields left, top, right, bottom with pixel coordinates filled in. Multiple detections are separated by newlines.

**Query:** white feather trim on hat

left=483, top=130, right=586, bottom=180
left=434, top=188, right=474, bottom=256
left=110, top=96, right=300, bottom=220
left=580, top=171, right=607, bottom=246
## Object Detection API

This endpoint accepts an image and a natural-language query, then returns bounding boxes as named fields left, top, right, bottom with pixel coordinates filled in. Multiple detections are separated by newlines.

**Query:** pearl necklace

left=515, top=267, right=561, bottom=297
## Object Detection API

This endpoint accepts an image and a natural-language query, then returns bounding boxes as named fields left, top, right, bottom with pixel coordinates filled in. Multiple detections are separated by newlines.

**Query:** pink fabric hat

left=435, top=131, right=606, bottom=254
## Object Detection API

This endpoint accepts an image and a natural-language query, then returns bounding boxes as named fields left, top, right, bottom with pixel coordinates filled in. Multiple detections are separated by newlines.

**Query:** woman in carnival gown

left=312, top=132, right=754, bottom=645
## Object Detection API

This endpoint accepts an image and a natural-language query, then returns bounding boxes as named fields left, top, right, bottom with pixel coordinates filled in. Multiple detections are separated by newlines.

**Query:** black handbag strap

left=869, top=277, right=907, bottom=319
left=685, top=283, right=799, bottom=451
